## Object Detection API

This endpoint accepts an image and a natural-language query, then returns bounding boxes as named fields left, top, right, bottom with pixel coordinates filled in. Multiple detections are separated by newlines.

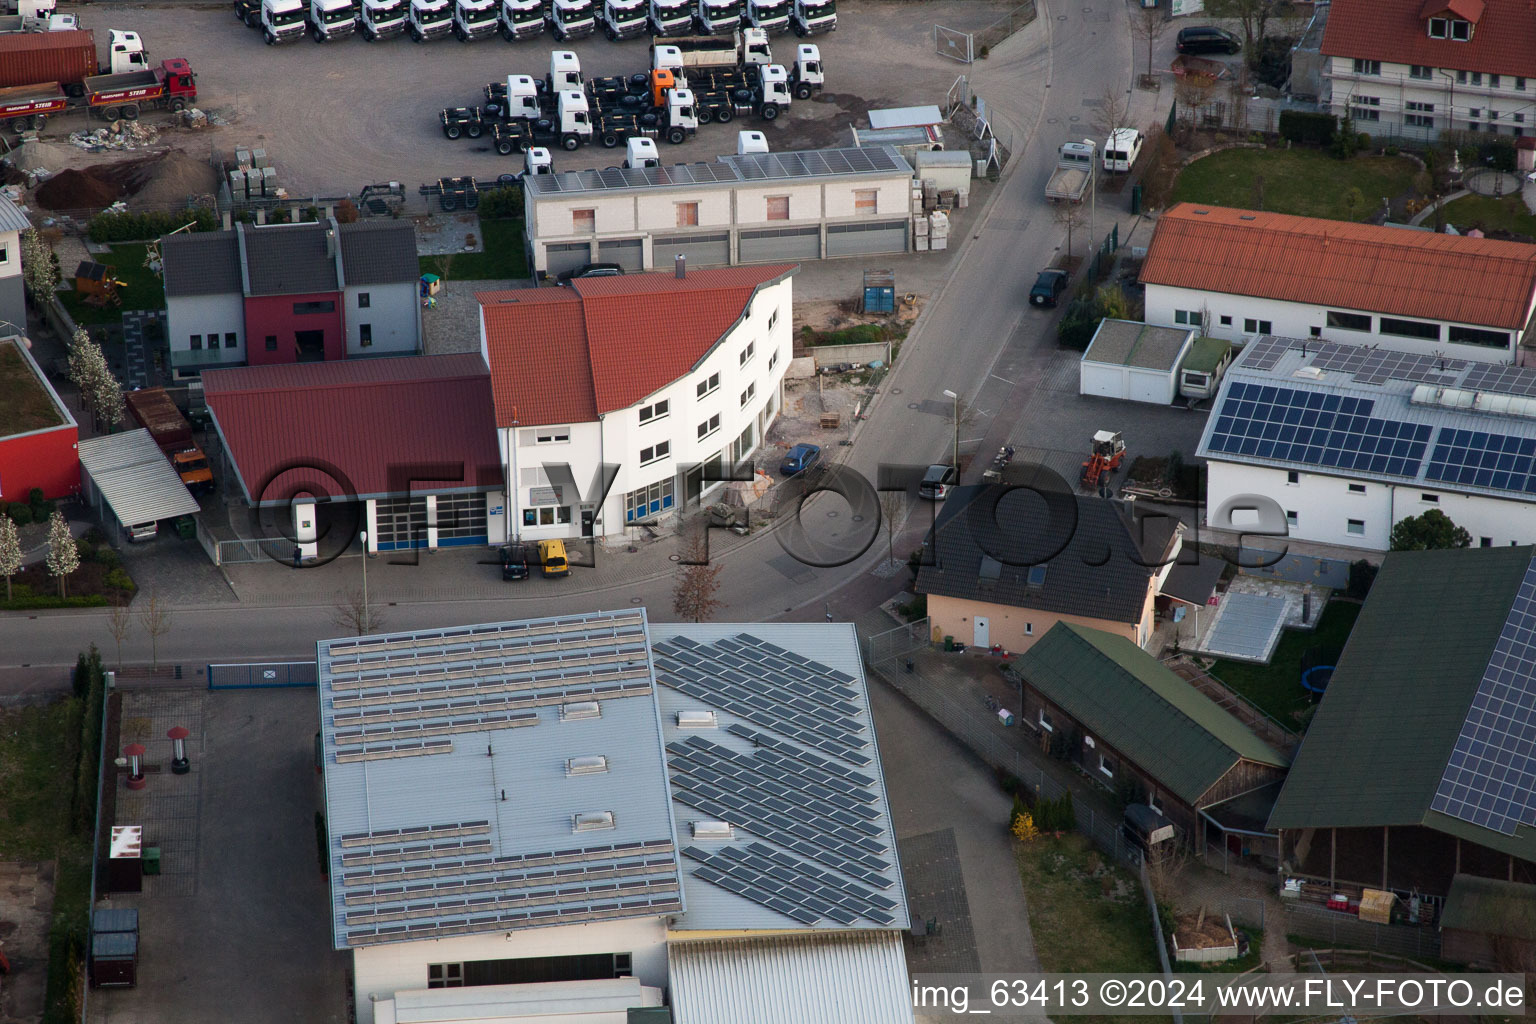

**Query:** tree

left=1130, top=5, right=1168, bottom=81
left=1205, top=0, right=1284, bottom=67
left=879, top=490, right=906, bottom=571
left=1173, top=73, right=1219, bottom=128
left=1011, top=811, right=1041, bottom=843
left=1390, top=509, right=1472, bottom=551
left=1091, top=86, right=1131, bottom=153
left=20, top=228, right=60, bottom=303
left=672, top=527, right=722, bottom=623
left=138, top=589, right=173, bottom=671
left=45, top=510, right=77, bottom=598
left=331, top=585, right=384, bottom=636
left=107, top=600, right=133, bottom=672
left=1054, top=200, right=1087, bottom=260
left=0, top=514, right=20, bottom=602
left=1344, top=186, right=1364, bottom=222
left=65, top=327, right=125, bottom=431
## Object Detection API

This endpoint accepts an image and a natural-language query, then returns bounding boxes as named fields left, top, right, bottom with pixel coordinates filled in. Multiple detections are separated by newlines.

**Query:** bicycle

left=984, top=695, right=1000, bottom=713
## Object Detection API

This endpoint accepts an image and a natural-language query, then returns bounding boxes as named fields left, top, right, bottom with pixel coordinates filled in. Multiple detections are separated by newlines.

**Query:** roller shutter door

left=597, top=237, right=644, bottom=271
left=738, top=225, right=820, bottom=263
left=544, top=241, right=593, bottom=279
left=826, top=220, right=909, bottom=257
left=652, top=232, right=730, bottom=268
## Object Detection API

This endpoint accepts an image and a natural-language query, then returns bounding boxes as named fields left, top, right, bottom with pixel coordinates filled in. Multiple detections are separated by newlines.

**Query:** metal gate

left=866, top=617, right=931, bottom=669
left=544, top=241, right=593, bottom=278
left=597, top=237, right=644, bottom=271
left=653, top=231, right=730, bottom=267
left=208, top=661, right=318, bottom=689
left=738, top=225, right=820, bottom=263
left=827, top=220, right=909, bottom=257
left=934, top=24, right=974, bottom=64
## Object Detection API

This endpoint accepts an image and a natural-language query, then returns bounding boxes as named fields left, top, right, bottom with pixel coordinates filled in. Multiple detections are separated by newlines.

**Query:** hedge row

left=87, top=207, right=219, bottom=244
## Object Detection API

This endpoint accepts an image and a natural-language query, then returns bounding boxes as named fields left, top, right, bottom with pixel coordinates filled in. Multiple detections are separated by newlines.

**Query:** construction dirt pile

left=32, top=150, right=219, bottom=212
left=34, top=168, right=123, bottom=210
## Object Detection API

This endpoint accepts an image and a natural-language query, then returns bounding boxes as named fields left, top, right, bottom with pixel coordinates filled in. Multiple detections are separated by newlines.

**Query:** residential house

left=1197, top=335, right=1536, bottom=551
left=1268, top=547, right=1536, bottom=913
left=914, top=486, right=1185, bottom=654
left=1321, top=0, right=1536, bottom=140
left=0, top=193, right=28, bottom=333
left=1013, top=622, right=1290, bottom=853
left=161, top=219, right=420, bottom=378
left=478, top=264, right=794, bottom=543
left=1141, top=204, right=1536, bottom=364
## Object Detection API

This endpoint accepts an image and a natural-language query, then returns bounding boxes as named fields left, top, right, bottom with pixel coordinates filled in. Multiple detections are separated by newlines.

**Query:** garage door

left=826, top=220, right=909, bottom=257
left=652, top=232, right=730, bottom=268
left=545, top=241, right=592, bottom=279
left=597, top=237, right=644, bottom=272
left=738, top=225, right=820, bottom=263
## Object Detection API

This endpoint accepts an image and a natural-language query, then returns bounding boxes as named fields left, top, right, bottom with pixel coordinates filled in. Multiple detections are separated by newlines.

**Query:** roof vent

left=1293, top=366, right=1325, bottom=379
left=567, top=755, right=609, bottom=776
left=561, top=701, right=601, bottom=721
left=1193, top=208, right=1209, bottom=215
left=691, top=820, right=733, bottom=839
left=678, top=710, right=717, bottom=729
left=573, top=810, right=616, bottom=832
left=1239, top=214, right=1256, bottom=221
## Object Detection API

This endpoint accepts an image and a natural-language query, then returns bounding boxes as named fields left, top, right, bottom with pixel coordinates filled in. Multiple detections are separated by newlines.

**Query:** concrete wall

left=1144, top=283, right=1521, bottom=364
left=350, top=915, right=670, bottom=1024
left=343, top=282, right=419, bottom=357
left=1206, top=459, right=1536, bottom=550
left=926, top=589, right=1155, bottom=654
left=167, top=292, right=247, bottom=365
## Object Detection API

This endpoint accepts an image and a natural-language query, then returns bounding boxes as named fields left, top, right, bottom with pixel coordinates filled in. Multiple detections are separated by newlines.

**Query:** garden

left=1209, top=599, right=1361, bottom=727
left=2, top=498, right=136, bottom=610
left=57, top=243, right=166, bottom=326
left=418, top=188, right=529, bottom=281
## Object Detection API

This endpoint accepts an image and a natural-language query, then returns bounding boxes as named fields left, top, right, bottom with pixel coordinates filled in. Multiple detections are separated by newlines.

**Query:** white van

left=1102, top=128, right=1143, bottom=173
left=127, top=521, right=158, bottom=543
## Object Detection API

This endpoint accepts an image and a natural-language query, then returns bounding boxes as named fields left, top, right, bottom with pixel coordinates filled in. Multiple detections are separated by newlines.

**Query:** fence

left=1282, top=901, right=1442, bottom=959
left=974, top=0, right=1037, bottom=54
left=1170, top=659, right=1299, bottom=756
left=933, top=24, right=974, bottom=64
left=207, top=661, right=318, bottom=690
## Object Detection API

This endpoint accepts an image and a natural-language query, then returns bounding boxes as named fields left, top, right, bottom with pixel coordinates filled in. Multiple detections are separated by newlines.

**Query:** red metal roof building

left=202, top=354, right=501, bottom=552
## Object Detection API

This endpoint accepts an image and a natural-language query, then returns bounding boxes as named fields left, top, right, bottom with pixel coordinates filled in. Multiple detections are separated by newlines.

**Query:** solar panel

left=1464, top=362, right=1536, bottom=398
left=1425, top=427, right=1536, bottom=493
left=681, top=842, right=895, bottom=926
left=530, top=147, right=903, bottom=196
left=1237, top=335, right=1292, bottom=370
left=1206, top=381, right=1431, bottom=478
left=1431, top=558, right=1536, bottom=834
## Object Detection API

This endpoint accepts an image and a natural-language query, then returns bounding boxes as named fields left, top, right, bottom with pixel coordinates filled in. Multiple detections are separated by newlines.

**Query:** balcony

left=169, top=347, right=244, bottom=371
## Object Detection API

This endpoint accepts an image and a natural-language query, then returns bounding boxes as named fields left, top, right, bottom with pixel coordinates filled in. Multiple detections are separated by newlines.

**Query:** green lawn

left=58, top=243, right=166, bottom=326
left=1442, top=193, right=1536, bottom=239
left=1171, top=149, right=1421, bottom=221
left=1211, top=600, right=1361, bottom=728
left=418, top=217, right=529, bottom=281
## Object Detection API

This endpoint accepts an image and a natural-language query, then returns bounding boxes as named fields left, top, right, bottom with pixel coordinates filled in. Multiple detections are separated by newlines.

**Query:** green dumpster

left=142, top=846, right=161, bottom=876
left=174, top=516, right=195, bottom=540
left=1131, top=183, right=1143, bottom=215
left=943, top=635, right=955, bottom=651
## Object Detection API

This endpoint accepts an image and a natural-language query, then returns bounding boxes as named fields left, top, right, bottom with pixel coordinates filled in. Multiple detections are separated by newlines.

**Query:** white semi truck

left=358, top=0, right=407, bottom=39
left=307, top=0, right=358, bottom=41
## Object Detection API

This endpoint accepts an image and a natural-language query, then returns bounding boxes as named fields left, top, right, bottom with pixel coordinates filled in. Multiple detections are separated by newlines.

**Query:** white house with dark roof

left=317, top=609, right=912, bottom=1024
left=160, top=219, right=420, bottom=378
left=0, top=193, right=31, bottom=333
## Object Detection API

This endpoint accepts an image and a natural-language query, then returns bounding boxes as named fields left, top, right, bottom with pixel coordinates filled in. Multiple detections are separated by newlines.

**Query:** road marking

left=990, top=374, right=1017, bottom=386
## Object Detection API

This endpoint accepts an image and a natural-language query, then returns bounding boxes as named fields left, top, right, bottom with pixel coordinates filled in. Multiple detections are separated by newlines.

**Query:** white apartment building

left=1321, top=0, right=1536, bottom=140
left=0, top=194, right=29, bottom=336
left=523, top=146, right=914, bottom=278
left=1141, top=204, right=1536, bottom=364
left=478, top=264, right=794, bottom=542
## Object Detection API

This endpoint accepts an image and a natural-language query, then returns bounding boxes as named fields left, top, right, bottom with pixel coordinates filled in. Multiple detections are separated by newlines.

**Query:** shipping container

left=0, top=30, right=97, bottom=91
left=125, top=388, right=193, bottom=454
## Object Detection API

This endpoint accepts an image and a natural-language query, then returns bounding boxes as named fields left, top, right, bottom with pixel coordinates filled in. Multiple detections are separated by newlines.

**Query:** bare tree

left=1173, top=73, right=1219, bottom=128
left=1054, top=200, right=1088, bottom=261
left=1091, top=86, right=1132, bottom=148
left=879, top=490, right=906, bottom=571
left=0, top=514, right=20, bottom=602
left=1130, top=6, right=1168, bottom=82
left=1144, top=837, right=1193, bottom=905
left=107, top=601, right=133, bottom=672
left=331, top=585, right=384, bottom=636
left=138, top=589, right=173, bottom=671
left=672, top=528, right=723, bottom=623
left=1206, top=0, right=1285, bottom=66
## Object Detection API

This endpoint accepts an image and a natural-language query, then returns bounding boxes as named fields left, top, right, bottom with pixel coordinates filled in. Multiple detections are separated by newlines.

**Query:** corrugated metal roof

left=201, top=355, right=500, bottom=505
left=0, top=192, right=32, bottom=234
left=867, top=105, right=944, bottom=129
left=650, top=622, right=909, bottom=934
left=160, top=232, right=242, bottom=297
left=1322, top=0, right=1530, bottom=79
left=76, top=429, right=200, bottom=526
left=667, top=931, right=913, bottom=1024
left=1083, top=319, right=1194, bottom=371
left=1142, top=204, right=1536, bottom=329
left=316, top=610, right=684, bottom=950
left=380, top=977, right=662, bottom=1022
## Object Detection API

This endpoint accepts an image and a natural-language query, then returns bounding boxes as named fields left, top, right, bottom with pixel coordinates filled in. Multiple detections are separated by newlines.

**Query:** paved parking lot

left=83, top=0, right=1012, bottom=195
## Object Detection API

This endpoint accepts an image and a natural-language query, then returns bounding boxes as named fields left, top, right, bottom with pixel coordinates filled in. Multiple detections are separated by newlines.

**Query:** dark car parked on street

left=500, top=542, right=530, bottom=581
left=556, top=262, right=625, bottom=284
left=1176, top=25, right=1241, bottom=54
left=779, top=443, right=822, bottom=476
left=1030, top=269, right=1069, bottom=308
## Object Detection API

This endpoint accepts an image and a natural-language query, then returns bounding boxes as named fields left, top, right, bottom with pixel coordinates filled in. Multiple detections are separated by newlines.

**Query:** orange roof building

left=1140, top=204, right=1536, bottom=364
left=477, top=265, right=796, bottom=542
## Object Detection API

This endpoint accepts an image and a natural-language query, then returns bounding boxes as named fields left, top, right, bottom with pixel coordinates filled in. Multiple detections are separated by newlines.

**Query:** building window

left=853, top=189, right=878, bottom=215
left=1352, top=58, right=1381, bottom=75
left=1380, top=316, right=1440, bottom=340
left=1410, top=64, right=1433, bottom=79
left=1349, top=483, right=1366, bottom=494
left=1243, top=318, right=1273, bottom=334
left=1024, top=622, right=1033, bottom=636
left=0, top=243, right=8, bottom=265
left=1518, top=113, right=1527, bottom=124
left=359, top=324, right=372, bottom=347
left=697, top=413, right=721, bottom=440
left=1173, top=309, right=1203, bottom=327
left=1491, top=74, right=1502, bottom=88
left=1326, top=310, right=1372, bottom=331
left=1481, top=536, right=1493, bottom=547
left=1520, top=77, right=1528, bottom=91
left=535, top=428, right=570, bottom=444
left=190, top=334, right=202, bottom=350
left=1038, top=709, right=1053, bottom=732
left=768, top=309, right=778, bottom=332
left=766, top=195, right=789, bottom=221
left=676, top=201, right=699, bottom=227
left=1422, top=493, right=1439, bottom=503
left=1430, top=16, right=1448, bottom=36
left=1286, top=510, right=1298, bottom=527
left=573, top=209, right=595, bottom=232
left=740, top=382, right=756, bottom=407
left=1458, top=70, right=1483, bottom=86
left=1287, top=471, right=1300, bottom=485
left=696, top=372, right=719, bottom=398
left=1452, top=18, right=1471, bottom=39
left=1219, top=315, right=1233, bottom=327
left=1310, top=326, right=1322, bottom=337
left=639, top=440, right=671, bottom=465
left=265, top=335, right=277, bottom=351
left=427, top=964, right=464, bottom=989
left=730, top=423, right=755, bottom=463
left=1099, top=754, right=1116, bottom=778
left=524, top=505, right=572, bottom=527
left=224, top=332, right=237, bottom=348
left=639, top=399, right=669, bottom=423
left=1350, top=96, right=1381, bottom=121
left=292, top=300, right=336, bottom=315
left=1448, top=325, right=1510, bottom=347
left=1347, top=519, right=1366, bottom=536
left=1406, top=101, right=1436, bottom=128
left=625, top=478, right=675, bottom=522
left=768, top=348, right=779, bottom=373
left=739, top=341, right=755, bottom=366
left=358, top=292, right=370, bottom=308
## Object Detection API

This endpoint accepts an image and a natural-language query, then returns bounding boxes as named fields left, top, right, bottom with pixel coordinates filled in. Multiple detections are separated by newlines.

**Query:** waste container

left=1131, top=183, right=1143, bottom=215
left=174, top=516, right=195, bottom=540
left=943, top=635, right=955, bottom=651
left=141, top=846, right=161, bottom=876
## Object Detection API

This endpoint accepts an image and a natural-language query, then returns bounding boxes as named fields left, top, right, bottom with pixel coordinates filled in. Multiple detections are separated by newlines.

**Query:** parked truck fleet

left=0, top=29, right=197, bottom=133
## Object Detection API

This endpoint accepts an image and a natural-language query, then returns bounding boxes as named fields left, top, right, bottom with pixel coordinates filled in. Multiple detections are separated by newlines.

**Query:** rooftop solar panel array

left=528, top=146, right=906, bottom=195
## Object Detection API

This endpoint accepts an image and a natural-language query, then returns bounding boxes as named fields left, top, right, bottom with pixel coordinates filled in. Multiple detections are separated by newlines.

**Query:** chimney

left=326, top=228, right=336, bottom=259
left=675, top=254, right=686, bottom=279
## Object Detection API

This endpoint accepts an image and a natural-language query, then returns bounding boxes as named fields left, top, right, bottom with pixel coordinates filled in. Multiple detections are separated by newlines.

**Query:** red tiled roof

left=202, top=354, right=501, bottom=504
left=477, top=265, right=796, bottom=427
left=1140, top=204, right=1536, bottom=329
left=1323, top=0, right=1529, bottom=78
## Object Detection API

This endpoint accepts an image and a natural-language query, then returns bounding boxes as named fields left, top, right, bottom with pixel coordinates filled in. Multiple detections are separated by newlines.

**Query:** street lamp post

left=359, top=529, right=370, bottom=633
left=942, top=389, right=959, bottom=471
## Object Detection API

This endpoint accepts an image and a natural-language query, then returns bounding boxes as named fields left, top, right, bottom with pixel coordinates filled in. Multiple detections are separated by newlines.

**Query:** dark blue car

left=779, top=443, right=822, bottom=475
